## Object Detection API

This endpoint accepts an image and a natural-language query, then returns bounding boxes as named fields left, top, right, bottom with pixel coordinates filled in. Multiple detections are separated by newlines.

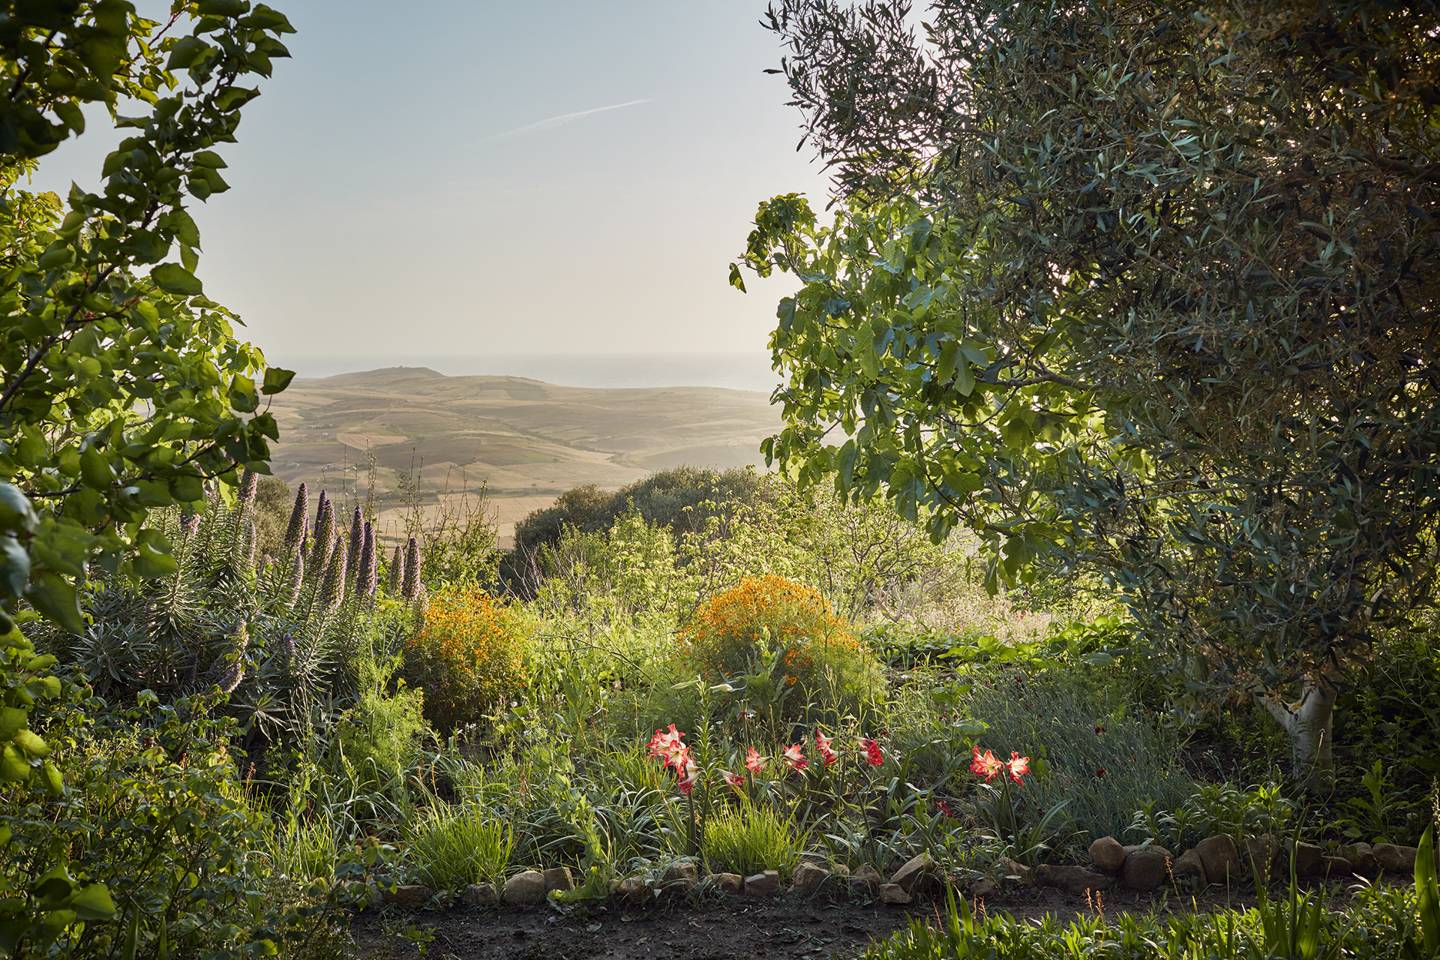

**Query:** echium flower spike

left=238, top=468, right=258, bottom=509
left=242, top=519, right=258, bottom=574
left=402, top=537, right=421, bottom=600
left=387, top=544, right=404, bottom=595
left=283, top=482, right=309, bottom=556
left=217, top=621, right=249, bottom=695
left=285, top=547, right=305, bottom=605
left=320, top=536, right=347, bottom=610
left=310, top=496, right=335, bottom=574
left=356, top=522, right=377, bottom=598
left=345, top=506, right=363, bottom=586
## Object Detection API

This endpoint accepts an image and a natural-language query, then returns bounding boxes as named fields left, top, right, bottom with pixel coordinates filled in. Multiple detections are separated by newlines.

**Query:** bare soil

left=349, top=885, right=1254, bottom=960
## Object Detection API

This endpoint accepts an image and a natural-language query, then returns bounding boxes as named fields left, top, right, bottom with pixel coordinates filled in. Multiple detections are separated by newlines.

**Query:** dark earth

left=350, top=885, right=1264, bottom=960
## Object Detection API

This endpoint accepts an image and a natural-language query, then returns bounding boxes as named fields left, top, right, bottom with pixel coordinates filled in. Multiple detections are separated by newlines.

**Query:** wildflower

left=859, top=737, right=884, bottom=767
left=781, top=743, right=809, bottom=772
left=648, top=724, right=688, bottom=770
left=677, top=759, right=699, bottom=795
left=722, top=770, right=745, bottom=790
left=937, top=799, right=956, bottom=818
left=1095, top=767, right=1107, bottom=779
left=1006, top=751, right=1031, bottom=784
left=969, top=745, right=1004, bottom=782
left=814, top=731, right=838, bottom=766
left=744, top=747, right=765, bottom=774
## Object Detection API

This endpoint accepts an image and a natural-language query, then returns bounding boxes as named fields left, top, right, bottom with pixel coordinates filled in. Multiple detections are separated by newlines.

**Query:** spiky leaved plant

left=356, top=522, right=377, bottom=599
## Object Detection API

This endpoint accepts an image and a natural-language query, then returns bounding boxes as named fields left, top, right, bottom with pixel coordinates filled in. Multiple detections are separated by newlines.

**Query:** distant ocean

left=285, top=352, right=781, bottom=394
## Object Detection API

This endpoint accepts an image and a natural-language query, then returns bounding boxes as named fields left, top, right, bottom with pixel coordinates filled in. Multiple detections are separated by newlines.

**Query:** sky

left=29, top=2, right=831, bottom=377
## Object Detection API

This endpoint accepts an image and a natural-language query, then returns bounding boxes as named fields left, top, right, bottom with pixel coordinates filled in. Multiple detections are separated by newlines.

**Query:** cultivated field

left=263, top=366, right=778, bottom=543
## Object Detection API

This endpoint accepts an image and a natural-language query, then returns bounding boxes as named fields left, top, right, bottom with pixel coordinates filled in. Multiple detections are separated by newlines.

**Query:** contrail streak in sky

left=491, top=98, right=652, bottom=139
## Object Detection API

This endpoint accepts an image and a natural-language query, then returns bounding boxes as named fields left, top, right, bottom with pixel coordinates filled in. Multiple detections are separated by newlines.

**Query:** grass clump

left=701, top=803, right=804, bottom=879
left=406, top=804, right=514, bottom=889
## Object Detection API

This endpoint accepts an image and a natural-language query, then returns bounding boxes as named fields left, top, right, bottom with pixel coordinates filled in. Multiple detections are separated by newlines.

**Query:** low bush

left=680, top=575, right=883, bottom=727
left=403, top=588, right=533, bottom=733
left=406, top=804, right=513, bottom=889
left=701, top=802, right=804, bottom=879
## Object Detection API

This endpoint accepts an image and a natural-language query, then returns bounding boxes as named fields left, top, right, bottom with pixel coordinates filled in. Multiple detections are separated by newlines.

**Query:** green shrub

left=701, top=803, right=804, bottom=879
left=681, top=575, right=883, bottom=727
left=402, top=588, right=533, bottom=732
left=960, top=673, right=1191, bottom=847
left=406, top=804, right=513, bottom=889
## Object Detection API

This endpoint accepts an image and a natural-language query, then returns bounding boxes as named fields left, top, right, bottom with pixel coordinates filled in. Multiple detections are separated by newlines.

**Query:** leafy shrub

left=406, top=804, right=513, bottom=889
left=681, top=575, right=882, bottom=725
left=1133, top=782, right=1294, bottom=851
left=960, top=673, right=1191, bottom=846
left=701, top=802, right=804, bottom=879
left=5, top=694, right=314, bottom=958
left=403, top=588, right=533, bottom=732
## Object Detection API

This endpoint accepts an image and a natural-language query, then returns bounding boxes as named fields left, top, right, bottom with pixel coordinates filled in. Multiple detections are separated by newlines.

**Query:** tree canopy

left=736, top=0, right=1440, bottom=784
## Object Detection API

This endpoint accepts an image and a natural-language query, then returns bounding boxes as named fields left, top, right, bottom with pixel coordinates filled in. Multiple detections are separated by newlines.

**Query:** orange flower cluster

left=403, top=588, right=532, bottom=732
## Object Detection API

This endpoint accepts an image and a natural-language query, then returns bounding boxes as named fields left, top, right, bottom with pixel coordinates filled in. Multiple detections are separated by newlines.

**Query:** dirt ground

left=349, top=885, right=1248, bottom=960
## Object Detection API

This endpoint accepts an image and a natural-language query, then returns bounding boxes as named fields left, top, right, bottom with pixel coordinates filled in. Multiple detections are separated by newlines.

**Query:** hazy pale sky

left=30, top=2, right=828, bottom=371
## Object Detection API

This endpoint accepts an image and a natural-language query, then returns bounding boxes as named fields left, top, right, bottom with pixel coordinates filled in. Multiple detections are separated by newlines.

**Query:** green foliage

left=402, top=588, right=533, bottom=733
left=1133, top=782, right=1294, bottom=851
left=700, top=803, right=803, bottom=879
left=3, top=694, right=310, bottom=958
left=742, top=0, right=1440, bottom=788
left=406, top=804, right=513, bottom=890
left=0, top=1, right=296, bottom=627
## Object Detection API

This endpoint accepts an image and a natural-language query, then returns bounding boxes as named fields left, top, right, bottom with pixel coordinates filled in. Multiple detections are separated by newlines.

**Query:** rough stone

left=1289, top=841, right=1325, bottom=879
left=852, top=864, right=884, bottom=888
left=1196, top=835, right=1242, bottom=885
left=543, top=866, right=575, bottom=892
left=1244, top=835, right=1279, bottom=881
left=877, top=883, right=913, bottom=905
left=712, top=872, right=744, bottom=894
left=1172, top=849, right=1207, bottom=886
left=1120, top=845, right=1173, bottom=892
left=382, top=884, right=433, bottom=909
left=1089, top=836, right=1128, bottom=874
left=616, top=876, right=649, bottom=902
left=743, top=870, right=781, bottom=897
left=461, top=883, right=499, bottom=908
left=1337, top=842, right=1380, bottom=877
left=502, top=870, right=548, bottom=907
left=1373, top=844, right=1419, bottom=875
left=889, top=851, right=939, bottom=894
left=662, top=861, right=698, bottom=885
left=791, top=861, right=833, bottom=895
left=1035, top=864, right=1114, bottom=897
left=968, top=878, right=999, bottom=899
left=998, top=857, right=1034, bottom=886
left=1321, top=855, right=1355, bottom=879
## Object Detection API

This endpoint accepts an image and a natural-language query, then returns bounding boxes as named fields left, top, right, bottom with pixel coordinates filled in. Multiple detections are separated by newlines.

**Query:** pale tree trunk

left=1259, top=677, right=1336, bottom=793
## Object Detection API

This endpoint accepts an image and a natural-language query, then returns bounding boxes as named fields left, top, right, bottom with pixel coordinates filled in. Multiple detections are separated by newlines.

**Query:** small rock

left=1120, top=845, right=1173, bottom=892
left=616, top=876, right=649, bottom=902
left=662, top=861, right=698, bottom=885
left=998, top=857, right=1033, bottom=886
left=543, top=866, right=575, bottom=892
left=791, top=861, right=833, bottom=895
left=1244, top=835, right=1279, bottom=881
left=1337, top=842, right=1379, bottom=877
left=1373, top=843, right=1418, bottom=874
left=1089, top=836, right=1128, bottom=874
left=1289, top=841, right=1325, bottom=879
left=1172, top=849, right=1207, bottom=886
left=383, top=884, right=433, bottom=909
left=889, top=852, right=939, bottom=895
left=1196, top=835, right=1241, bottom=884
left=461, top=882, right=498, bottom=907
left=831, top=863, right=852, bottom=879
left=877, top=883, right=913, bottom=905
left=743, top=870, right=780, bottom=897
left=712, top=872, right=744, bottom=894
left=1321, top=855, right=1355, bottom=879
left=968, top=878, right=999, bottom=899
left=1035, top=864, right=1114, bottom=897
left=502, top=870, right=548, bottom=906
left=852, top=864, right=884, bottom=889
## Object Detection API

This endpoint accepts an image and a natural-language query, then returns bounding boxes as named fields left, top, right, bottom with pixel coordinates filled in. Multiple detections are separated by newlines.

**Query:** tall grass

left=406, top=804, right=513, bottom=889
left=701, top=803, right=804, bottom=879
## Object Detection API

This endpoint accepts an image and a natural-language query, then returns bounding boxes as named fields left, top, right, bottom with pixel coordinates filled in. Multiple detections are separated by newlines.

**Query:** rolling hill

left=263, top=367, right=779, bottom=544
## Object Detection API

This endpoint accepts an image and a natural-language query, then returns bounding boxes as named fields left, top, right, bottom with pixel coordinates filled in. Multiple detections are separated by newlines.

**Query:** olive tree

left=736, top=0, right=1440, bottom=786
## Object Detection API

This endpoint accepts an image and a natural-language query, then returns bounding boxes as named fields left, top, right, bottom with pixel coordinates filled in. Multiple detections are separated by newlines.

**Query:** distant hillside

left=263, top=367, right=779, bottom=545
